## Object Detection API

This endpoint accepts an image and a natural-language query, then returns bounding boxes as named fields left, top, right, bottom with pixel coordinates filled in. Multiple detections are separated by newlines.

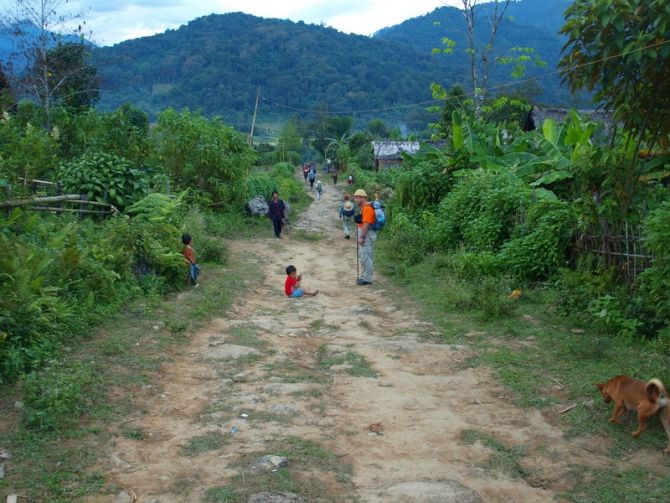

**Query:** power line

left=257, top=38, right=670, bottom=115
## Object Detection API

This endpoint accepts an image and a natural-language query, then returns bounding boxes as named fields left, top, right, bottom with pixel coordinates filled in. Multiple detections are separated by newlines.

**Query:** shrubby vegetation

left=0, top=95, right=305, bottom=387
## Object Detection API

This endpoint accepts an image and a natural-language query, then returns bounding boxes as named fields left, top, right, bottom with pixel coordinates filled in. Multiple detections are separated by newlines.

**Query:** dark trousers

left=272, top=218, right=282, bottom=237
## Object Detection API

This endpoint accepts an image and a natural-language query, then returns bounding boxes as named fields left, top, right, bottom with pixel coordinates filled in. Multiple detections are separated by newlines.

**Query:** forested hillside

left=94, top=1, right=579, bottom=129
left=374, top=0, right=577, bottom=106
left=94, top=12, right=468, bottom=128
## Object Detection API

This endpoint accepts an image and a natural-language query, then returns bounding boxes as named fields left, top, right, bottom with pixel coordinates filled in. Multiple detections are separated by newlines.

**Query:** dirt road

left=90, top=178, right=628, bottom=503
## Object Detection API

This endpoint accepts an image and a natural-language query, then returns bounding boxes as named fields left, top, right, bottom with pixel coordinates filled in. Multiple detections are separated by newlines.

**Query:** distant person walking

left=339, top=194, right=355, bottom=239
left=315, top=180, right=323, bottom=202
left=268, top=190, right=287, bottom=239
left=332, top=169, right=338, bottom=184
left=308, top=169, right=316, bottom=189
left=354, top=189, right=376, bottom=285
left=303, top=165, right=309, bottom=181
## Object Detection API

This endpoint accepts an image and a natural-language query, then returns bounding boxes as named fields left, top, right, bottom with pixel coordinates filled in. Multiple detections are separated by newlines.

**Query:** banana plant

left=452, top=109, right=601, bottom=190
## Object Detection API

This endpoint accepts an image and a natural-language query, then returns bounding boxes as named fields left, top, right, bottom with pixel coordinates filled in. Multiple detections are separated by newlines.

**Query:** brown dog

left=595, top=374, right=670, bottom=454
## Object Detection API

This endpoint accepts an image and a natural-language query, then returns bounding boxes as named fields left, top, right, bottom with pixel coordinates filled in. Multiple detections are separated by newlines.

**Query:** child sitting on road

left=284, top=265, right=318, bottom=298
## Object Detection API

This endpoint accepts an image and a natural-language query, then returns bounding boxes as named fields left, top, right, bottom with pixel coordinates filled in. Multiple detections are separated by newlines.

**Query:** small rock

left=268, top=405, right=300, bottom=416
left=209, top=339, right=226, bottom=346
left=571, top=329, right=586, bottom=334
left=112, top=492, right=134, bottom=503
left=110, top=452, right=131, bottom=469
left=152, top=325, right=160, bottom=331
left=329, top=362, right=354, bottom=372
left=232, top=373, right=246, bottom=382
left=583, top=400, right=595, bottom=408
left=269, top=377, right=285, bottom=382
left=142, top=384, right=152, bottom=390
left=14, top=401, right=24, bottom=411
left=157, top=475, right=170, bottom=482
left=250, top=455, right=289, bottom=473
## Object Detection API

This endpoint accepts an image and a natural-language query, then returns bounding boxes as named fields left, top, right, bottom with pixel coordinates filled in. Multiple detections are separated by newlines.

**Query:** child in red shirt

left=182, top=233, right=199, bottom=287
left=285, top=265, right=318, bottom=297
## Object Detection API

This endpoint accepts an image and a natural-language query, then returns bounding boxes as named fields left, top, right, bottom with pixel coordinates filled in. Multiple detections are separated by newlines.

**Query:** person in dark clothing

left=268, top=191, right=287, bottom=238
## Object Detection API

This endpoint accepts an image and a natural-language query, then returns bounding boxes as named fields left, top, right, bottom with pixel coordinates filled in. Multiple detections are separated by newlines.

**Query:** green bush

left=639, top=201, right=670, bottom=327
left=429, top=172, right=531, bottom=252
left=497, top=201, right=577, bottom=280
left=246, top=173, right=277, bottom=200
left=21, top=359, right=103, bottom=430
left=553, top=253, right=616, bottom=317
left=56, top=152, right=150, bottom=211
left=395, top=163, right=453, bottom=213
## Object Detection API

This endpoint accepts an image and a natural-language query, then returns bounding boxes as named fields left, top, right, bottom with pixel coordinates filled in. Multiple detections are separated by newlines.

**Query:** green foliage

left=395, top=163, right=453, bottom=212
left=181, top=206, right=229, bottom=265
left=559, top=0, right=670, bottom=154
left=46, top=41, right=99, bottom=113
left=56, top=151, right=150, bottom=210
left=497, top=201, right=577, bottom=280
left=429, top=172, right=531, bottom=252
left=639, top=201, right=670, bottom=326
left=0, top=107, right=57, bottom=193
left=552, top=254, right=617, bottom=318
left=151, top=108, right=252, bottom=204
left=21, top=359, right=103, bottom=430
left=125, top=193, right=188, bottom=287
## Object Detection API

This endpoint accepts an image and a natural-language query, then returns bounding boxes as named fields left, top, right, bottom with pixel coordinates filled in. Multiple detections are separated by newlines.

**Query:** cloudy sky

left=58, top=0, right=462, bottom=46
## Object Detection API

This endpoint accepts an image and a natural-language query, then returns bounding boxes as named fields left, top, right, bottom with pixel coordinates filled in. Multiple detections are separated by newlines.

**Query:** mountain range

left=5, top=0, right=585, bottom=131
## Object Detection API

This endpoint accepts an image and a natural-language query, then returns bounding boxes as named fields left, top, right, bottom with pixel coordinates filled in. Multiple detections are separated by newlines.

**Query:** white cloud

left=61, top=0, right=462, bottom=46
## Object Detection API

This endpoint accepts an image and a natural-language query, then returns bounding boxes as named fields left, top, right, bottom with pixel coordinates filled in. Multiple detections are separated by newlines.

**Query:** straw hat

left=344, top=201, right=354, bottom=211
left=353, top=189, right=367, bottom=198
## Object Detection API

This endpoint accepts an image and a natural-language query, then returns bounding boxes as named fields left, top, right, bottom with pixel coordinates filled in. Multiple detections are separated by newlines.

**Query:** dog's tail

left=646, top=378, right=668, bottom=407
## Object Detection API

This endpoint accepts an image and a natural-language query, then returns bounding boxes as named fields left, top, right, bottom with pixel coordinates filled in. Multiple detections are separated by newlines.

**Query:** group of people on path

left=271, top=164, right=378, bottom=298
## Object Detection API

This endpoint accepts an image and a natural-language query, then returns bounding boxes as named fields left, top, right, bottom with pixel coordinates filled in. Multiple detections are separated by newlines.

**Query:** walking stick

left=356, top=226, right=359, bottom=281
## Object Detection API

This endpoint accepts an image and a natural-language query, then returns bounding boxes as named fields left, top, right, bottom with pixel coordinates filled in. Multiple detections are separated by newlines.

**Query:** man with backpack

left=308, top=169, right=316, bottom=189
left=339, top=194, right=355, bottom=239
left=353, top=189, right=377, bottom=285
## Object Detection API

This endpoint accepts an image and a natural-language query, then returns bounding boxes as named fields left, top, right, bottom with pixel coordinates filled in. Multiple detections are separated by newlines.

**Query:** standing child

left=339, top=194, right=355, bottom=239
left=284, top=265, right=319, bottom=297
left=182, top=233, right=199, bottom=287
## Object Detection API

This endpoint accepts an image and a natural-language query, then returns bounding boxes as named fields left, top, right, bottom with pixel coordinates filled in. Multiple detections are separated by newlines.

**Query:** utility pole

left=249, top=86, right=261, bottom=147
left=245, top=86, right=261, bottom=199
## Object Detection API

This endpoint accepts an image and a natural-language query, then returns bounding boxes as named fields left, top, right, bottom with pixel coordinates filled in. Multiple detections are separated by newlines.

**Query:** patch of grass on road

left=316, top=345, right=378, bottom=378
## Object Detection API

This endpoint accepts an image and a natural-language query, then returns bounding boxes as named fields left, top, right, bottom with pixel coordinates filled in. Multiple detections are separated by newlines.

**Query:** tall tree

left=433, top=0, right=545, bottom=118
left=45, top=41, right=99, bottom=113
left=558, top=0, right=670, bottom=154
left=2, top=0, right=90, bottom=130
left=558, top=0, right=670, bottom=221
